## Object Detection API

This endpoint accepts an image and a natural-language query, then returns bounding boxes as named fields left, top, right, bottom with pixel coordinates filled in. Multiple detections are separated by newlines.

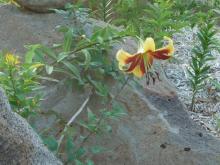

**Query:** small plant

left=113, top=0, right=145, bottom=35
left=93, top=0, right=114, bottom=23
left=113, top=0, right=189, bottom=40
left=0, top=51, right=43, bottom=118
left=142, top=0, right=188, bottom=41
left=188, top=21, right=219, bottom=111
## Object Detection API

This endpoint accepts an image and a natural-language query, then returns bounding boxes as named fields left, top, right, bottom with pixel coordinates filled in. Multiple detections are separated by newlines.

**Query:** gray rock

left=1, top=4, right=220, bottom=165
left=43, top=68, right=220, bottom=165
left=0, top=87, right=62, bottom=165
left=15, top=0, right=72, bottom=13
left=0, top=5, right=71, bottom=53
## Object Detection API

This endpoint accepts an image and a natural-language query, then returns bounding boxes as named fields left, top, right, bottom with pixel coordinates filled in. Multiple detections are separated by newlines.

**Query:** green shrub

left=0, top=50, right=43, bottom=118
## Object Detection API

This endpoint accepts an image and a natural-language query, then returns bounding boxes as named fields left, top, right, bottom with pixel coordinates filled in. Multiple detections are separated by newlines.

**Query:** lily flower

left=116, top=36, right=174, bottom=78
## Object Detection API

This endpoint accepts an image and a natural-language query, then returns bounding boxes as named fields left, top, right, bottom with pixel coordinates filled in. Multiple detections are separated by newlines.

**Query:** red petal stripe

left=140, top=57, right=146, bottom=75
left=125, top=54, right=138, bottom=64
left=126, top=55, right=141, bottom=72
left=151, top=49, right=171, bottom=60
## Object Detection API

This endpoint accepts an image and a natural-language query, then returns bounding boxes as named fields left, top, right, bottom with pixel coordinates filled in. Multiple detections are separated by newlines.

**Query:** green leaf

left=75, top=147, right=86, bottom=158
left=200, top=65, right=210, bottom=74
left=103, top=101, right=126, bottom=120
left=45, top=65, right=54, bottom=75
left=212, top=80, right=220, bottom=89
left=57, top=52, right=69, bottom=62
left=187, top=69, right=194, bottom=77
left=90, top=146, right=106, bottom=154
left=88, top=109, right=97, bottom=122
left=79, top=110, right=98, bottom=132
left=65, top=135, right=75, bottom=162
left=40, top=46, right=57, bottom=59
left=88, top=77, right=109, bottom=97
left=86, top=160, right=95, bottom=165
left=43, top=136, right=58, bottom=151
left=38, top=76, right=59, bottom=82
left=24, top=44, right=41, bottom=64
left=75, top=160, right=84, bottom=165
left=63, top=61, right=81, bottom=80
left=63, top=28, right=73, bottom=52
left=64, top=126, right=76, bottom=137
left=82, top=49, right=91, bottom=70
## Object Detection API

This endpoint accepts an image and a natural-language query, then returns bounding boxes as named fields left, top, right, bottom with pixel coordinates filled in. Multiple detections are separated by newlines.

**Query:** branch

left=57, top=92, right=92, bottom=152
left=74, top=76, right=131, bottom=153
left=38, top=35, right=127, bottom=75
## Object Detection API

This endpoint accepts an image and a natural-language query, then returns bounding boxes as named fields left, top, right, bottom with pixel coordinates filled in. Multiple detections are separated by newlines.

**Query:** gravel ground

left=163, top=27, right=220, bottom=137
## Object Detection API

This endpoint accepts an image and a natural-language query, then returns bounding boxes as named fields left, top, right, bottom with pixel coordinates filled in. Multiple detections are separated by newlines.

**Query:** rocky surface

left=0, top=87, right=62, bottom=165
left=0, top=5, right=72, bottom=53
left=38, top=65, right=220, bottom=165
left=92, top=78, right=220, bottom=165
left=1, top=4, right=220, bottom=165
left=164, top=27, right=220, bottom=137
left=15, top=0, right=72, bottom=13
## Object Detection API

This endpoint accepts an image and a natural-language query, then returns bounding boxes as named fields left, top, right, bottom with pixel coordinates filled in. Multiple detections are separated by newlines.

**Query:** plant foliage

left=0, top=50, right=43, bottom=117
left=2, top=0, right=220, bottom=164
left=188, top=21, right=219, bottom=111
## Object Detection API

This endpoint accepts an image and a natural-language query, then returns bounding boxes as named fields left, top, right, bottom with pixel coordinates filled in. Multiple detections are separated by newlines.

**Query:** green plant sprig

left=49, top=34, right=128, bottom=67
left=0, top=51, right=43, bottom=117
left=188, top=21, right=219, bottom=111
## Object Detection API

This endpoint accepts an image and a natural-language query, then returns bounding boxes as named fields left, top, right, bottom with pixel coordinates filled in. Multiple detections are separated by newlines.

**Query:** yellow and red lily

left=116, top=36, right=174, bottom=78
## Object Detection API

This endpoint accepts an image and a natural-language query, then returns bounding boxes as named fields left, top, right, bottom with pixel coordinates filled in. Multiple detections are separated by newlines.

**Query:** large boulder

left=15, top=0, right=72, bottom=13
left=0, top=87, right=62, bottom=165
left=41, top=69, right=220, bottom=165
left=1, top=5, right=220, bottom=165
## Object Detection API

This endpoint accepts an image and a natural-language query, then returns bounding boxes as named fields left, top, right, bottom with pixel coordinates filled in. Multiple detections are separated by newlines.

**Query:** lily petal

left=151, top=36, right=174, bottom=60
left=163, top=36, right=174, bottom=54
left=126, top=55, right=141, bottom=72
left=141, top=54, right=154, bottom=73
left=143, top=37, right=155, bottom=52
left=116, top=49, right=132, bottom=70
left=140, top=57, right=145, bottom=74
left=116, top=49, right=132, bottom=64
left=151, top=49, right=171, bottom=60
left=132, top=65, right=144, bottom=78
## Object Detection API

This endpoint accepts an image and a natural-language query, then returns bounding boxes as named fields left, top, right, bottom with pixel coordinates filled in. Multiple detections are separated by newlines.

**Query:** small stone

left=184, top=147, right=191, bottom=151
left=160, top=143, right=167, bottom=149
left=198, top=132, right=203, bottom=137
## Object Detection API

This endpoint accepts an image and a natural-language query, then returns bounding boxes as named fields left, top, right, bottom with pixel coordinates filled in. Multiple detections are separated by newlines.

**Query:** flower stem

left=190, top=90, right=196, bottom=112
left=9, top=67, right=18, bottom=108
